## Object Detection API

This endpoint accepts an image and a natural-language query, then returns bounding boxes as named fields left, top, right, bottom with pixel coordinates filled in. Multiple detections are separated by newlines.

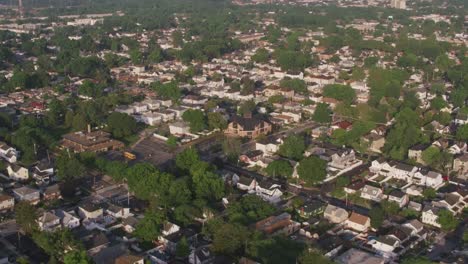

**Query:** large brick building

left=225, top=113, right=272, bottom=138
left=60, top=130, right=124, bottom=153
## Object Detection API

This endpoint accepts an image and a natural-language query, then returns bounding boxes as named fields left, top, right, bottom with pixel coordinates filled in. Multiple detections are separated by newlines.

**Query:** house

left=169, top=121, right=191, bottom=135
left=78, top=203, right=104, bottom=220
left=361, top=133, right=385, bottom=153
left=297, top=200, right=326, bottom=219
left=32, top=162, right=54, bottom=184
left=421, top=205, right=443, bottom=228
left=438, top=190, right=467, bottom=214
left=345, top=212, right=371, bottom=232
left=160, top=228, right=196, bottom=254
left=0, top=193, right=14, bottom=212
left=82, top=231, right=110, bottom=255
left=43, top=184, right=62, bottom=200
left=413, top=169, right=444, bottom=189
left=371, top=235, right=400, bottom=254
left=162, top=221, right=180, bottom=237
left=255, top=136, right=283, bottom=156
left=13, top=186, right=40, bottom=204
left=369, top=160, right=418, bottom=182
left=61, top=130, right=124, bottom=153
left=38, top=211, right=61, bottom=231
left=360, top=185, right=383, bottom=202
left=6, top=164, right=29, bottom=181
left=344, top=181, right=366, bottom=194
left=388, top=190, right=409, bottom=207
left=239, top=150, right=263, bottom=164
left=323, top=204, right=349, bottom=223
left=189, top=246, right=214, bottom=264
left=106, top=204, right=130, bottom=218
left=55, top=210, right=80, bottom=229
left=0, top=141, right=19, bottom=163
left=255, top=213, right=299, bottom=235
left=448, top=142, right=467, bottom=155
left=255, top=180, right=283, bottom=203
left=225, top=113, right=272, bottom=138
left=122, top=216, right=139, bottom=233
left=453, top=154, right=468, bottom=177
left=234, top=175, right=257, bottom=191
left=311, top=126, right=330, bottom=139
left=408, top=144, right=429, bottom=164
left=336, top=248, right=384, bottom=264
left=140, top=112, right=162, bottom=126
left=147, top=248, right=170, bottom=264
left=403, top=219, right=424, bottom=235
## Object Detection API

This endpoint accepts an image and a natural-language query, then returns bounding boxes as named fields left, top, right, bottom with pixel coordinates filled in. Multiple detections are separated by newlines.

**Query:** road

left=0, top=219, right=18, bottom=237
left=223, top=163, right=371, bottom=216
left=428, top=218, right=468, bottom=261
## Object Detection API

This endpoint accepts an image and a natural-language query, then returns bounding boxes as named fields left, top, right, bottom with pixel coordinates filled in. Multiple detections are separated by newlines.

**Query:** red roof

left=336, top=121, right=353, bottom=130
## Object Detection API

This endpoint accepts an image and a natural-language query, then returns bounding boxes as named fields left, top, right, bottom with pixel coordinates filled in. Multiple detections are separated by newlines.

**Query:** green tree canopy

left=297, top=156, right=327, bottom=186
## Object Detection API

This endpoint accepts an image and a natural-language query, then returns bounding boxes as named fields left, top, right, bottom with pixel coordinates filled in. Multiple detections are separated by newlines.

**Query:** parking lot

left=131, top=136, right=175, bottom=167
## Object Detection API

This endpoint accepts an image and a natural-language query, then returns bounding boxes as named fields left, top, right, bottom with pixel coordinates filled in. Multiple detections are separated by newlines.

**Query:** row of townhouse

left=370, top=159, right=444, bottom=189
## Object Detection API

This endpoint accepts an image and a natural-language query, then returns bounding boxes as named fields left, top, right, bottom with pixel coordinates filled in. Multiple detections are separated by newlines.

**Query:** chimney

left=87, top=124, right=91, bottom=133
left=243, top=111, right=252, bottom=119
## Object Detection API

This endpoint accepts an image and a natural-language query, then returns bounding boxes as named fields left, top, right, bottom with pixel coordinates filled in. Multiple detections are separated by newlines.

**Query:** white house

left=388, top=190, right=409, bottom=207
left=78, top=203, right=104, bottom=220
left=7, top=164, right=29, bottom=181
left=345, top=212, right=371, bottom=232
left=255, top=181, right=283, bottom=203
left=141, top=112, right=163, bottom=126
left=38, top=211, right=61, bottom=231
left=13, top=186, right=40, bottom=204
left=413, top=170, right=444, bottom=189
left=55, top=210, right=80, bottom=229
left=0, top=194, right=14, bottom=212
left=360, top=185, right=383, bottom=202
left=0, top=141, right=19, bottom=163
left=421, top=205, right=443, bottom=228
left=169, top=122, right=191, bottom=135
left=106, top=204, right=130, bottom=218
left=323, top=204, right=349, bottom=223
left=255, top=137, right=283, bottom=156
left=234, top=175, right=257, bottom=192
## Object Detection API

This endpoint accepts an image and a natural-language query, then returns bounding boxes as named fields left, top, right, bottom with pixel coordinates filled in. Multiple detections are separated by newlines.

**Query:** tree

left=176, top=148, right=200, bottom=172
left=212, top=223, right=248, bottom=256
left=63, top=250, right=92, bottom=264
left=107, top=112, right=137, bottom=139
left=172, top=31, right=184, bottom=47
left=280, top=78, right=307, bottom=95
left=381, top=200, right=400, bottom=216
left=227, top=195, right=275, bottom=225
left=167, top=135, right=178, bottom=149
left=299, top=250, right=333, bottom=264
left=265, top=160, right=293, bottom=179
left=238, top=100, right=256, bottom=116
left=437, top=209, right=459, bottom=231
left=134, top=210, right=165, bottom=242
left=278, top=135, right=306, bottom=160
left=421, top=146, right=441, bottom=166
left=323, top=84, right=356, bottom=104
left=191, top=162, right=224, bottom=201
left=252, top=48, right=269, bottom=63
left=223, top=137, right=241, bottom=162
left=456, top=124, right=468, bottom=141
left=182, top=109, right=206, bottom=133
left=297, top=156, right=327, bottom=186
left=15, top=201, right=38, bottom=234
left=175, top=237, right=190, bottom=258
left=422, top=188, right=437, bottom=200
left=369, top=205, right=384, bottom=228
left=56, top=152, right=85, bottom=182
left=384, top=108, right=424, bottom=160
left=151, top=81, right=181, bottom=102
left=312, top=103, right=332, bottom=124
left=207, top=112, right=227, bottom=130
